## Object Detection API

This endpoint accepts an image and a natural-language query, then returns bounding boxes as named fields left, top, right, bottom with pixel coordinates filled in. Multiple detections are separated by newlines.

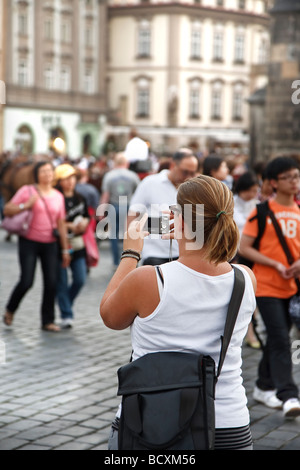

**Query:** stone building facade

left=1, top=0, right=107, bottom=159
left=107, top=0, right=271, bottom=155
left=263, top=0, right=300, bottom=158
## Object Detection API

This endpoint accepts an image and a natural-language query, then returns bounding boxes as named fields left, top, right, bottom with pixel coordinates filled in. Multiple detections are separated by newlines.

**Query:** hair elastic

left=216, top=211, right=226, bottom=220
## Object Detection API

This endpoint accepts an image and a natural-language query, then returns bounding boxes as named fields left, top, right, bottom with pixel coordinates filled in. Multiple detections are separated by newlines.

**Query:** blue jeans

left=56, top=256, right=87, bottom=320
left=109, top=204, right=128, bottom=266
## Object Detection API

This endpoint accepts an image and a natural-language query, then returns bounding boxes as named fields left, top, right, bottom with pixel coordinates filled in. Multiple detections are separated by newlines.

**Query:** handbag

left=1, top=186, right=33, bottom=237
left=117, top=266, right=245, bottom=450
left=268, top=206, right=300, bottom=329
left=82, top=221, right=99, bottom=267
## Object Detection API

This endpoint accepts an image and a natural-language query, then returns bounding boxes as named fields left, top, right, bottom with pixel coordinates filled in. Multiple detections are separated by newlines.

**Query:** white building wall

left=4, top=107, right=81, bottom=159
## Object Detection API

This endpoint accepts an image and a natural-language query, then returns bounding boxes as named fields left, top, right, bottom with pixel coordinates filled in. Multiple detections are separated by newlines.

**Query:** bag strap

left=249, top=200, right=269, bottom=250
left=217, top=266, right=245, bottom=378
left=267, top=207, right=300, bottom=293
left=35, top=185, right=55, bottom=229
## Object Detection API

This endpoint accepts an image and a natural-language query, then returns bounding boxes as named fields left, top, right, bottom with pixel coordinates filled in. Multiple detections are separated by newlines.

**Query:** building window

left=44, top=64, right=55, bottom=90
left=217, top=0, right=224, bottom=6
left=211, top=80, right=223, bottom=120
left=232, top=83, right=244, bottom=121
left=85, top=25, right=93, bottom=47
left=238, top=0, right=246, bottom=9
left=84, top=68, right=94, bottom=94
left=234, top=29, right=245, bottom=63
left=18, top=61, right=28, bottom=87
left=189, top=79, right=201, bottom=119
left=137, top=20, right=151, bottom=58
left=44, top=18, right=54, bottom=40
left=18, top=13, right=28, bottom=36
left=258, top=37, right=269, bottom=64
left=190, top=22, right=202, bottom=60
left=136, top=78, right=150, bottom=117
left=61, top=20, right=71, bottom=43
left=61, top=66, right=71, bottom=92
left=213, top=25, right=224, bottom=62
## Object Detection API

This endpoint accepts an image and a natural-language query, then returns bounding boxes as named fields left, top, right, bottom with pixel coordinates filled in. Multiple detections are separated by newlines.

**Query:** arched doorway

left=82, top=133, right=92, bottom=154
left=49, top=127, right=67, bottom=155
left=15, top=125, right=34, bottom=155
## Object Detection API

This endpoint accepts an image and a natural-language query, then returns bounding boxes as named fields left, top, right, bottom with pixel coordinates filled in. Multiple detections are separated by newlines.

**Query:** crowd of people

left=1, top=139, right=300, bottom=449
left=98, top=144, right=300, bottom=448
left=1, top=158, right=101, bottom=331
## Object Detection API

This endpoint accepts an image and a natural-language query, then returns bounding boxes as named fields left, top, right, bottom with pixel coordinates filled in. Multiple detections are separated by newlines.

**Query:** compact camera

left=145, top=214, right=170, bottom=235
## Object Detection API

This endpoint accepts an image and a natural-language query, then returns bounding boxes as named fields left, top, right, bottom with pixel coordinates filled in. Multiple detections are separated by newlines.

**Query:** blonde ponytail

left=177, top=175, right=239, bottom=264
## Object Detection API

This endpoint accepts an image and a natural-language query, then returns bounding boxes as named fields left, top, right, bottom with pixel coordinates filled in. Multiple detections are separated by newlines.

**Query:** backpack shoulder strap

left=217, top=266, right=245, bottom=378
left=250, top=200, right=269, bottom=249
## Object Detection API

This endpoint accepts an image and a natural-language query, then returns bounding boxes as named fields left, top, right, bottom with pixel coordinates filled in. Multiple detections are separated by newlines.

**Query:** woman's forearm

left=57, top=219, right=69, bottom=251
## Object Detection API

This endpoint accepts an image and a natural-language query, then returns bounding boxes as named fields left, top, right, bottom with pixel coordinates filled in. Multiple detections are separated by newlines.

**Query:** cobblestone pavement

left=0, top=231, right=300, bottom=451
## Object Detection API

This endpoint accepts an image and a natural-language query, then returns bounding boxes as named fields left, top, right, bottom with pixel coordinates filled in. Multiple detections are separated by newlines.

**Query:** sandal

left=3, top=311, right=14, bottom=326
left=42, top=323, right=61, bottom=332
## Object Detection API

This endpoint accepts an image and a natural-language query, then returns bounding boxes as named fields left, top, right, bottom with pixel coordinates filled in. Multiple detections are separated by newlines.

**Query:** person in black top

left=54, top=164, right=90, bottom=328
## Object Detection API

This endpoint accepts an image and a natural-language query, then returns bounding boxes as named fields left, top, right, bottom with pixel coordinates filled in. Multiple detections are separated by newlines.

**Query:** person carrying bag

left=100, top=175, right=257, bottom=450
left=1, top=185, right=34, bottom=237
left=267, top=204, right=300, bottom=330
left=117, top=266, right=245, bottom=450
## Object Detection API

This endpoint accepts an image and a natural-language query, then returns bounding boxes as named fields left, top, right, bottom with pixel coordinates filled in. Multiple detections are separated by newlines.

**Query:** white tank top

left=131, top=262, right=256, bottom=429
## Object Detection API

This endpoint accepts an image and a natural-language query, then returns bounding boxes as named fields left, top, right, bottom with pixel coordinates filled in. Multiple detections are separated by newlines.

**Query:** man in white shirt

left=128, top=149, right=199, bottom=265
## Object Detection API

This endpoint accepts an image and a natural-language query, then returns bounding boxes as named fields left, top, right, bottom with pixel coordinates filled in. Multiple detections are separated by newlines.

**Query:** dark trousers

left=6, top=237, right=59, bottom=327
left=256, top=296, right=299, bottom=403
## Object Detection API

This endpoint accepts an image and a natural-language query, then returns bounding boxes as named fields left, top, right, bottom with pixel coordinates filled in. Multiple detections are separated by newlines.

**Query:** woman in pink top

left=3, top=161, right=70, bottom=332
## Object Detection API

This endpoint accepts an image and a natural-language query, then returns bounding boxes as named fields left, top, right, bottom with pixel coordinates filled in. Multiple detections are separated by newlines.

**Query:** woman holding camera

left=3, top=161, right=70, bottom=332
left=101, top=175, right=256, bottom=450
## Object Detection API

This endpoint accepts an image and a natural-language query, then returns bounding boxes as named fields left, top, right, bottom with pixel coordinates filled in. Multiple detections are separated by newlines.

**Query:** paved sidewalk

left=0, top=232, right=300, bottom=450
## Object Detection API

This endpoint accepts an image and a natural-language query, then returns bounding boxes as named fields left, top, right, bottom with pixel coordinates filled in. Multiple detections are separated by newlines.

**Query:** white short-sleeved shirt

left=129, top=170, right=179, bottom=260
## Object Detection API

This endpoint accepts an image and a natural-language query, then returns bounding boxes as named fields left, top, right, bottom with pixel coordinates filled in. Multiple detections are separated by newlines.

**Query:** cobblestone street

left=0, top=231, right=300, bottom=450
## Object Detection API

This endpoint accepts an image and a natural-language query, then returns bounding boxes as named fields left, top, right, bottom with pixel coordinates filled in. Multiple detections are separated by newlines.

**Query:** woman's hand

left=273, top=261, right=288, bottom=278
left=62, top=252, right=71, bottom=268
left=283, top=260, right=300, bottom=279
left=161, top=210, right=175, bottom=241
left=123, top=213, right=149, bottom=254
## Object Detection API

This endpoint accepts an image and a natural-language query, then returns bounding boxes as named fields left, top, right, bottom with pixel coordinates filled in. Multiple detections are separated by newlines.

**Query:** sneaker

left=61, top=319, right=73, bottom=329
left=253, top=386, right=283, bottom=409
left=283, top=398, right=300, bottom=418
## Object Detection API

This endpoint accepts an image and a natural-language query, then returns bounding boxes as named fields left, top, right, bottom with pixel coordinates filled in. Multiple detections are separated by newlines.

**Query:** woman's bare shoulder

left=237, top=264, right=257, bottom=293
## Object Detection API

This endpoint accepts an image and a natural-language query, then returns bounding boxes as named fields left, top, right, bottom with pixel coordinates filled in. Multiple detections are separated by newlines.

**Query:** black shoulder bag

left=268, top=209, right=300, bottom=330
left=117, top=266, right=245, bottom=450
